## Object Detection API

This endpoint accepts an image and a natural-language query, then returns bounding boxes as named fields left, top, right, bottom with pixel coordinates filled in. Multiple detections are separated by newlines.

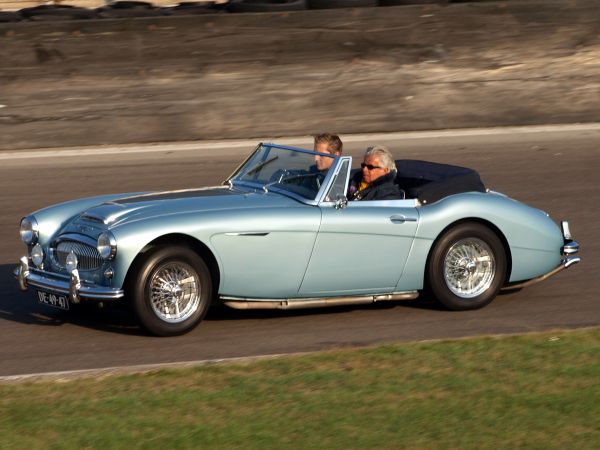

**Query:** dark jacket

left=347, top=171, right=405, bottom=201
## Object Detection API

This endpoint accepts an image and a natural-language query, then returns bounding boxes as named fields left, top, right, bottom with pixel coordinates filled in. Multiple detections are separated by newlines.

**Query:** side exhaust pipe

left=222, top=291, right=419, bottom=310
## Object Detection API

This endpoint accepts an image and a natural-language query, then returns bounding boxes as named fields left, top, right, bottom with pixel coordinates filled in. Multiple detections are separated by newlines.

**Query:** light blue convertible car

left=14, top=143, right=580, bottom=336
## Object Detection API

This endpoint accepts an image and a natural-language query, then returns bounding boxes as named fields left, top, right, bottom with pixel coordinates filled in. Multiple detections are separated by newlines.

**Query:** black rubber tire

left=308, top=0, right=377, bottom=8
left=129, top=246, right=212, bottom=336
left=228, top=0, right=307, bottom=13
left=427, top=222, right=506, bottom=311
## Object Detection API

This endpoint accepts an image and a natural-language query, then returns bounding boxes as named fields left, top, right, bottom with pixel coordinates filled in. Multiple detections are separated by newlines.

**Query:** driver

left=313, top=133, right=343, bottom=172
left=269, top=133, right=343, bottom=197
left=283, top=133, right=343, bottom=191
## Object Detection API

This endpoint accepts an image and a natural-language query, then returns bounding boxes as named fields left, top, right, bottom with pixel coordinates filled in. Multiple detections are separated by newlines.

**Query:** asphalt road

left=0, top=126, right=598, bottom=378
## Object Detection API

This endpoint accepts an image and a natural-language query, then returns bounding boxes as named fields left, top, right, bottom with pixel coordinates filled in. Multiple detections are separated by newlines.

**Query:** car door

left=299, top=159, right=419, bottom=295
left=210, top=204, right=322, bottom=299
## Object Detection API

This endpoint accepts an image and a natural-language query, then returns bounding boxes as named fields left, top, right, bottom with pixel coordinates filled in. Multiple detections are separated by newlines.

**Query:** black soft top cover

left=395, top=159, right=486, bottom=204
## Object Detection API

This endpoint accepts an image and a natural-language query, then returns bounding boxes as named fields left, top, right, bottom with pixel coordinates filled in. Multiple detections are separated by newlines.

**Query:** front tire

left=427, top=223, right=506, bottom=311
left=130, top=246, right=212, bottom=336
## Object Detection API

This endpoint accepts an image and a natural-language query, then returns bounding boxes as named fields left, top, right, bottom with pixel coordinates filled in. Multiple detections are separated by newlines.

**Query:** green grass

left=2, top=328, right=600, bottom=450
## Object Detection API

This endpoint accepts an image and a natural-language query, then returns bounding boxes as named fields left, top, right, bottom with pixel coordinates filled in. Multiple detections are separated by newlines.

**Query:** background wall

left=1, top=0, right=599, bottom=149
left=0, top=0, right=145, bottom=10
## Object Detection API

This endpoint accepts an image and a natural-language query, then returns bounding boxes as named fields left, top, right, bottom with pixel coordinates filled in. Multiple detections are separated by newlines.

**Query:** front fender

left=109, top=210, right=223, bottom=289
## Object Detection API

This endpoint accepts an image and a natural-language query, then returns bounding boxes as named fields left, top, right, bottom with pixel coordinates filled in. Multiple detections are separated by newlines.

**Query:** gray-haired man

left=347, top=145, right=405, bottom=201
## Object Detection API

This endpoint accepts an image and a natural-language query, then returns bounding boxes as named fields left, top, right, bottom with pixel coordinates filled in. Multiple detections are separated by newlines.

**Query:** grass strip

left=1, top=328, right=599, bottom=450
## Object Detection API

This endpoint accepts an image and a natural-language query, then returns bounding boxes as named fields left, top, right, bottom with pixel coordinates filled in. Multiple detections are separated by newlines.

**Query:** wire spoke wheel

left=130, top=246, right=212, bottom=336
left=443, top=238, right=495, bottom=298
left=428, top=223, right=506, bottom=310
left=149, top=262, right=201, bottom=323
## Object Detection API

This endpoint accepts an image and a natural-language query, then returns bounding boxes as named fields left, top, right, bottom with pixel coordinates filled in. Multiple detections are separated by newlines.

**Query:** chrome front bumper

left=14, top=256, right=124, bottom=303
left=501, top=220, right=580, bottom=291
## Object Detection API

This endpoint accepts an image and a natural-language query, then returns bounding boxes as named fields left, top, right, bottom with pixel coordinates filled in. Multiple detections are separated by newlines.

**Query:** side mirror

left=334, top=196, right=348, bottom=210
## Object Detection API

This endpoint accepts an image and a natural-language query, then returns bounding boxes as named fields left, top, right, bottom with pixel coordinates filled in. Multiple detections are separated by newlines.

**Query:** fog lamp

left=66, top=251, right=78, bottom=272
left=31, top=244, right=44, bottom=268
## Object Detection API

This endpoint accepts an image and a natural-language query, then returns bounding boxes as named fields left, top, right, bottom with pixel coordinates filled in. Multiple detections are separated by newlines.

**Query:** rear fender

left=396, top=192, right=562, bottom=290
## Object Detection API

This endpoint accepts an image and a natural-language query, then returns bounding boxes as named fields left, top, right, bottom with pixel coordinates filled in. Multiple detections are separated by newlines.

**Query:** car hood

left=76, top=186, right=295, bottom=227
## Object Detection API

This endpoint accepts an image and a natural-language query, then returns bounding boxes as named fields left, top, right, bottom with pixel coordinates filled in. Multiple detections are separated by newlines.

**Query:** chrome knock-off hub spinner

left=444, top=238, right=496, bottom=299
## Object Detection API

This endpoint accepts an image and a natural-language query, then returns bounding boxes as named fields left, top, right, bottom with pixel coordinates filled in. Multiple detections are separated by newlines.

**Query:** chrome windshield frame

left=318, top=156, right=352, bottom=206
left=227, top=143, right=344, bottom=206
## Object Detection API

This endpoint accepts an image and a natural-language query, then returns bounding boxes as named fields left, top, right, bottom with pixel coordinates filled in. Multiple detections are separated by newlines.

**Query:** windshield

left=230, top=144, right=336, bottom=201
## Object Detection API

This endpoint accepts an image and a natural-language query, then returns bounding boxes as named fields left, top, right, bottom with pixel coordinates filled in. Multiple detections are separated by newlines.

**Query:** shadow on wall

left=1, top=1, right=599, bottom=149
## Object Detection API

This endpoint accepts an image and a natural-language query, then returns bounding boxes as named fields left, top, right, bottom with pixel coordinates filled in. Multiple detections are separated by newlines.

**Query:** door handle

left=389, top=215, right=417, bottom=224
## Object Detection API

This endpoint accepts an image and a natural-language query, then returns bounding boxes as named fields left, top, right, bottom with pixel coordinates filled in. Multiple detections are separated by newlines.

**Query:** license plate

left=37, top=290, right=70, bottom=310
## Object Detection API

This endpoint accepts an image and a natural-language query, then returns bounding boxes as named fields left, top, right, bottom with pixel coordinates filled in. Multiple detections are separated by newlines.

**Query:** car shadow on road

left=1, top=263, right=447, bottom=335
left=0, top=264, right=141, bottom=336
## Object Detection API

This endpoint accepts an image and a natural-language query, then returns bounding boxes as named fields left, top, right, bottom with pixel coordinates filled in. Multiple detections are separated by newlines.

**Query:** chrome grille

left=55, top=241, right=103, bottom=271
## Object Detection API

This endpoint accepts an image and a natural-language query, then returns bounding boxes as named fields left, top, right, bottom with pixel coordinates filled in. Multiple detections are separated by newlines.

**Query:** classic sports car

left=14, top=143, right=580, bottom=336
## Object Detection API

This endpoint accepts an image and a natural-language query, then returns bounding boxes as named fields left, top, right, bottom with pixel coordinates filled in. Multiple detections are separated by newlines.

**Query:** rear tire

left=427, top=223, right=506, bottom=311
left=129, top=246, right=212, bottom=336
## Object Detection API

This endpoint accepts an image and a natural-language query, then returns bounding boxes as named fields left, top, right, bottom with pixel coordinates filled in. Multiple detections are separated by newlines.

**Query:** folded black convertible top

left=395, top=159, right=486, bottom=204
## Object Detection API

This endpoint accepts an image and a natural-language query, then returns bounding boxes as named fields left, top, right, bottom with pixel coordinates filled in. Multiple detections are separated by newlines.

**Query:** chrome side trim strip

left=500, top=256, right=581, bottom=291
left=225, top=232, right=270, bottom=237
left=221, top=291, right=419, bottom=310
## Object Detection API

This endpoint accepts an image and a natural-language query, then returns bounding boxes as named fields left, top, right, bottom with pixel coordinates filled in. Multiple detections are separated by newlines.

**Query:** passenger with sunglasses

left=347, top=145, right=405, bottom=201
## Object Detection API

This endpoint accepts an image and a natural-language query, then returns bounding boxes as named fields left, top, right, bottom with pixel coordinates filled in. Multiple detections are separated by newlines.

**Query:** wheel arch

left=424, top=218, right=513, bottom=287
left=123, top=233, right=221, bottom=298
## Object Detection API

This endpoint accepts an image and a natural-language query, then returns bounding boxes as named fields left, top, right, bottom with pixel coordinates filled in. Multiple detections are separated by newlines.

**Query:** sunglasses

left=361, top=163, right=384, bottom=170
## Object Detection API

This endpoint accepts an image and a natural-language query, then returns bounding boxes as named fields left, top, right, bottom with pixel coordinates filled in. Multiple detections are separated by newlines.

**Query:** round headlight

left=20, top=216, right=39, bottom=245
left=31, top=243, right=44, bottom=268
left=97, top=232, right=117, bottom=260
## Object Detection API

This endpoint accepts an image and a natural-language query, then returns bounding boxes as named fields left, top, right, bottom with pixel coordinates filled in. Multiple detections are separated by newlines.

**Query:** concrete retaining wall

left=1, top=0, right=599, bottom=149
